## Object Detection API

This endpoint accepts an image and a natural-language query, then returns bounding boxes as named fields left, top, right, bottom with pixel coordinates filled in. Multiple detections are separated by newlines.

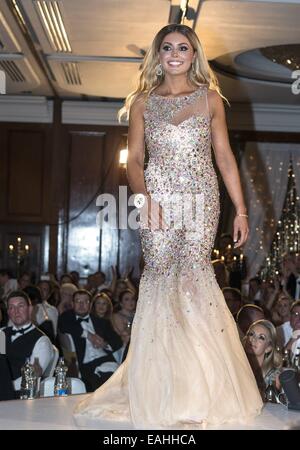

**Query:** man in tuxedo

left=58, top=289, right=123, bottom=392
left=2, top=290, right=54, bottom=394
left=285, top=301, right=300, bottom=360
left=286, top=253, right=300, bottom=300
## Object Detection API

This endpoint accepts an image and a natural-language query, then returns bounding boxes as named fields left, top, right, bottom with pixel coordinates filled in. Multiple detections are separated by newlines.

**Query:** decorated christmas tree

left=260, top=162, right=300, bottom=281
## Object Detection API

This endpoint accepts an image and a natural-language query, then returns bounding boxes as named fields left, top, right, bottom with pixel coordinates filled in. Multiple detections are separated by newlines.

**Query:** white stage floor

left=0, top=394, right=299, bottom=430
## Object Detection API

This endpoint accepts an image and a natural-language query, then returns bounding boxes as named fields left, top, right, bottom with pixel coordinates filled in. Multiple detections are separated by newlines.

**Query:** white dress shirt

left=277, top=321, right=293, bottom=348
left=76, top=315, right=112, bottom=365
left=35, top=301, right=59, bottom=336
left=295, top=276, right=300, bottom=300
left=9, top=322, right=54, bottom=390
left=291, top=332, right=300, bottom=361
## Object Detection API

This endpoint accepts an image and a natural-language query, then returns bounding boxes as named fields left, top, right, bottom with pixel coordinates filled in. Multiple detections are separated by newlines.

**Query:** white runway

left=0, top=394, right=300, bottom=429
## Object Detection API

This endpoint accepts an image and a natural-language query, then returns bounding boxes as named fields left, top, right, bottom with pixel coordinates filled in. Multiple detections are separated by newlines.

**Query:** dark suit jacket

left=0, top=355, right=15, bottom=400
left=287, top=273, right=296, bottom=299
left=58, top=310, right=122, bottom=366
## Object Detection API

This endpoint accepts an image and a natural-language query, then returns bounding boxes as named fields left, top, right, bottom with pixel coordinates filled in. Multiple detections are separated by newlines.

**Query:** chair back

left=0, top=330, right=5, bottom=354
left=58, top=332, right=80, bottom=377
left=59, top=332, right=76, bottom=353
left=44, top=345, right=59, bottom=378
left=69, top=377, right=86, bottom=394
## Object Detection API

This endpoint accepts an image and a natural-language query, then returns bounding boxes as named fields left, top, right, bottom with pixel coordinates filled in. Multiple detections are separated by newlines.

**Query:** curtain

left=291, top=145, right=300, bottom=205
left=240, top=142, right=294, bottom=280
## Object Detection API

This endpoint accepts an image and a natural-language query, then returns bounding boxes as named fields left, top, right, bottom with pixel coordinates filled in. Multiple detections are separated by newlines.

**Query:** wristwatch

left=134, top=193, right=146, bottom=209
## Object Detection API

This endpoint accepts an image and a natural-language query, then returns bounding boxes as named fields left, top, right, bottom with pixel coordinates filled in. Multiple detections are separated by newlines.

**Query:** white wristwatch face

left=134, top=194, right=145, bottom=208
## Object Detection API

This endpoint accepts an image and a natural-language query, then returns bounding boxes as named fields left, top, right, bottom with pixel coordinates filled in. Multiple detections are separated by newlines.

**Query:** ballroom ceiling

left=0, top=0, right=299, bottom=105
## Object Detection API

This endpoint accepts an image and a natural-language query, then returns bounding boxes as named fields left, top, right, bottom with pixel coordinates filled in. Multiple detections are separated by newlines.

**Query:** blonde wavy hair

left=244, top=319, right=282, bottom=378
left=118, top=23, right=229, bottom=122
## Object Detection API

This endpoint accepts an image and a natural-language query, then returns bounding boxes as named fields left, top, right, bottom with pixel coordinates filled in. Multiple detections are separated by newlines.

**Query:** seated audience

left=243, top=319, right=282, bottom=399
left=284, top=301, right=300, bottom=361
left=262, top=279, right=279, bottom=311
left=113, top=279, right=129, bottom=304
left=39, top=278, right=54, bottom=305
left=284, top=252, right=300, bottom=299
left=2, top=290, right=53, bottom=394
left=60, top=273, right=76, bottom=286
left=18, top=272, right=34, bottom=290
left=273, top=293, right=293, bottom=348
left=236, top=304, right=265, bottom=339
left=0, top=270, right=18, bottom=303
left=26, top=285, right=58, bottom=344
left=91, top=292, right=113, bottom=321
left=112, top=289, right=136, bottom=346
left=57, top=283, right=77, bottom=314
left=248, top=277, right=264, bottom=305
left=70, top=271, right=80, bottom=287
left=0, top=300, right=8, bottom=327
left=87, top=271, right=111, bottom=296
left=218, top=233, right=247, bottom=290
left=212, top=259, right=228, bottom=289
left=112, top=267, right=137, bottom=304
left=222, top=287, right=242, bottom=320
left=98, top=288, right=114, bottom=300
left=58, top=289, right=122, bottom=392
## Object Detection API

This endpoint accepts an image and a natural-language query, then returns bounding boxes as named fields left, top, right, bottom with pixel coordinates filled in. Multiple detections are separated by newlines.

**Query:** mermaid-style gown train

left=74, top=84, right=263, bottom=429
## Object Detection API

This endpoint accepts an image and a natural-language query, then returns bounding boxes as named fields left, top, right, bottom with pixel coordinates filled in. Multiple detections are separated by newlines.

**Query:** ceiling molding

left=0, top=95, right=299, bottom=131
left=62, top=99, right=300, bottom=132
left=0, top=95, right=53, bottom=122
left=227, top=103, right=300, bottom=132
left=62, top=100, right=125, bottom=126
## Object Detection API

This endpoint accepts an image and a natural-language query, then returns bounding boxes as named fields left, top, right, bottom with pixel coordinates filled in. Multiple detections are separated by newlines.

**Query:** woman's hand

left=140, top=196, right=167, bottom=231
left=233, top=215, right=249, bottom=248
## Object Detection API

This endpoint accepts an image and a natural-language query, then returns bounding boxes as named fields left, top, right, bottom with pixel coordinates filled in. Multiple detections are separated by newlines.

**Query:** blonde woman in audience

left=91, top=292, right=113, bottom=321
left=243, top=319, right=282, bottom=398
left=57, top=283, right=77, bottom=314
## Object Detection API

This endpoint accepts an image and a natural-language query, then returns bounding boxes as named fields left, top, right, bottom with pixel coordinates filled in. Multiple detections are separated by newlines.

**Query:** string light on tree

left=260, top=162, right=300, bottom=281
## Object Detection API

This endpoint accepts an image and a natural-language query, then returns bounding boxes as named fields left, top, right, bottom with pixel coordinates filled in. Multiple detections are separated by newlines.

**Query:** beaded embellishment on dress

left=73, top=84, right=263, bottom=430
left=141, top=84, right=219, bottom=277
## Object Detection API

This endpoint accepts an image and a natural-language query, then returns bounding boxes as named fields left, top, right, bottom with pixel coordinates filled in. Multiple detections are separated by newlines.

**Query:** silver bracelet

left=236, top=213, right=248, bottom=218
left=134, top=193, right=146, bottom=209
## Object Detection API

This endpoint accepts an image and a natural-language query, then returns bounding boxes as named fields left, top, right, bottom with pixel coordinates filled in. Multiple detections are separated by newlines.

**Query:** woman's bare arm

left=126, top=95, right=149, bottom=197
left=208, top=90, right=249, bottom=247
left=126, top=95, right=165, bottom=229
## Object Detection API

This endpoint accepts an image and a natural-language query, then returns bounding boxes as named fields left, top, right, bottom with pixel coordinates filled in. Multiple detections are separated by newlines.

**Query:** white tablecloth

left=0, top=394, right=300, bottom=429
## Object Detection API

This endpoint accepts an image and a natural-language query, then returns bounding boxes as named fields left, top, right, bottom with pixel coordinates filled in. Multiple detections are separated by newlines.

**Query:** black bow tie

left=10, top=324, right=32, bottom=336
left=77, top=317, right=89, bottom=323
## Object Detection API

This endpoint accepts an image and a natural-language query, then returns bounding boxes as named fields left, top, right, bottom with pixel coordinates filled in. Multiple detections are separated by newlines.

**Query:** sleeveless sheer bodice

left=73, top=85, right=263, bottom=429
left=141, top=84, right=219, bottom=276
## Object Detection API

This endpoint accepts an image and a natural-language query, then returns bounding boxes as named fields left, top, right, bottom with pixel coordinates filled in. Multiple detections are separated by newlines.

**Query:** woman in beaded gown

left=74, top=24, right=263, bottom=429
